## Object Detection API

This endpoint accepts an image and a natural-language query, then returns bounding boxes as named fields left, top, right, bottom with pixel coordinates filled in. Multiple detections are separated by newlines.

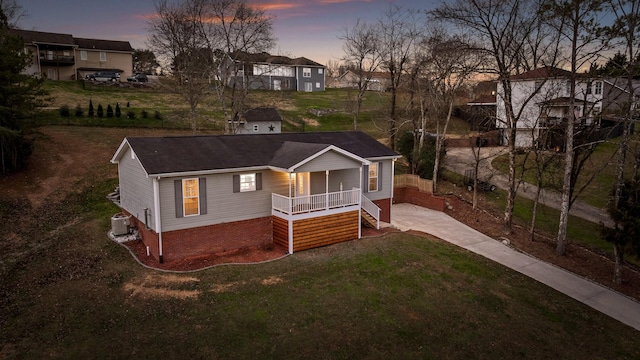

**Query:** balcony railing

left=39, top=53, right=75, bottom=64
left=272, top=189, right=360, bottom=215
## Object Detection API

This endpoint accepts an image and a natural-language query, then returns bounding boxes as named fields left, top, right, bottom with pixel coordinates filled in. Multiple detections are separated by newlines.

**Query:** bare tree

left=148, top=0, right=274, bottom=134
left=427, top=33, right=485, bottom=193
left=378, top=4, right=423, bottom=151
left=340, top=20, right=382, bottom=130
left=605, top=0, right=640, bottom=283
left=542, top=0, right=611, bottom=255
left=205, top=0, right=275, bottom=134
left=0, top=0, right=25, bottom=28
left=149, top=0, right=214, bottom=133
left=431, top=0, right=560, bottom=234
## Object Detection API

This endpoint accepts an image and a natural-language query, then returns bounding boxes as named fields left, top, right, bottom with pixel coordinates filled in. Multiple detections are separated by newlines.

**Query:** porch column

left=325, top=170, right=329, bottom=210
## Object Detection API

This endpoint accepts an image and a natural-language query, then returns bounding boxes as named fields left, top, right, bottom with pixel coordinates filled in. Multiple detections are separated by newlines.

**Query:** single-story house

left=110, top=131, right=400, bottom=263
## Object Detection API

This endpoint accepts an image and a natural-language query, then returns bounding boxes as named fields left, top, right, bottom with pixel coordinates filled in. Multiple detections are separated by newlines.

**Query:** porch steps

left=361, top=211, right=378, bottom=228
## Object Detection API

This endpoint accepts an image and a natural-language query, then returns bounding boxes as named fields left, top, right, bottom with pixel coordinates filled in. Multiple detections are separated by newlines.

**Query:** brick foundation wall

left=122, top=210, right=160, bottom=260
left=373, top=198, right=392, bottom=223
left=394, top=186, right=446, bottom=212
left=161, top=217, right=273, bottom=263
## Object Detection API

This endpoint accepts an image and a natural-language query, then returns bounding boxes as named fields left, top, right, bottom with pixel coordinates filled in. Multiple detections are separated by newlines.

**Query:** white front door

left=273, top=79, right=281, bottom=90
left=304, top=82, right=312, bottom=92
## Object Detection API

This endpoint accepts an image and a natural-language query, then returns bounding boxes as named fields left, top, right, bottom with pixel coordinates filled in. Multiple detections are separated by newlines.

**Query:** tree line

left=338, top=0, right=640, bottom=284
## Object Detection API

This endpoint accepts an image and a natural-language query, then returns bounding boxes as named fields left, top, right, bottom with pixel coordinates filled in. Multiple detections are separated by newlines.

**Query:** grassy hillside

left=36, top=80, right=470, bottom=139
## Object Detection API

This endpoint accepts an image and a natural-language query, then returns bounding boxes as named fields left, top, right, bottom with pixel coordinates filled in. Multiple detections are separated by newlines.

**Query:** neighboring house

left=10, top=29, right=133, bottom=81
left=466, top=94, right=497, bottom=131
left=328, top=70, right=389, bottom=92
left=233, top=107, right=283, bottom=134
left=110, top=131, right=400, bottom=263
left=495, top=66, right=640, bottom=148
left=224, top=51, right=325, bottom=92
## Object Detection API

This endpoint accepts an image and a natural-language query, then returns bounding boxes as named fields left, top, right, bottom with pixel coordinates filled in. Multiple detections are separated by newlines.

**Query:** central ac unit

left=111, top=214, right=131, bottom=236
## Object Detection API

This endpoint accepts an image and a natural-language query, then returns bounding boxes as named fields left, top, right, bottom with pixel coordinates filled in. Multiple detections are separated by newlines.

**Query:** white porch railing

left=272, top=189, right=360, bottom=215
left=361, top=194, right=381, bottom=229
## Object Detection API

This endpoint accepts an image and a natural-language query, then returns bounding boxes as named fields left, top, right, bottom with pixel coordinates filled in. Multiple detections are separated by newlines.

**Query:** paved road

left=443, top=146, right=613, bottom=227
left=391, top=203, right=640, bottom=331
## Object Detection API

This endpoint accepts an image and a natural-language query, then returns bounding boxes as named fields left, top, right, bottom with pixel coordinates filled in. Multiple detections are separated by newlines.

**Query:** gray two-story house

left=224, top=51, right=325, bottom=92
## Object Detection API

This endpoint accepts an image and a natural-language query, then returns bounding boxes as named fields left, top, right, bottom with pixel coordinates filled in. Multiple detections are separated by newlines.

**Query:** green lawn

left=2, top=179, right=638, bottom=358
left=491, top=137, right=640, bottom=209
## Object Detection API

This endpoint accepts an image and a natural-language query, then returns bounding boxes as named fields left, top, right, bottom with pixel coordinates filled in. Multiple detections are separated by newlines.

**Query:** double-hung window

left=368, top=163, right=379, bottom=192
left=182, top=178, right=199, bottom=216
left=80, top=50, right=87, bottom=61
left=594, top=81, right=602, bottom=95
left=100, top=51, right=106, bottom=62
left=303, top=68, right=311, bottom=77
left=240, top=173, right=256, bottom=192
left=233, top=173, right=261, bottom=193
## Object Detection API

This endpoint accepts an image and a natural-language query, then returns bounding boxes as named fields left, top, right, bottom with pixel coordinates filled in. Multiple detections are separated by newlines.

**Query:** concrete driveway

left=391, top=203, right=640, bottom=331
left=444, top=146, right=613, bottom=227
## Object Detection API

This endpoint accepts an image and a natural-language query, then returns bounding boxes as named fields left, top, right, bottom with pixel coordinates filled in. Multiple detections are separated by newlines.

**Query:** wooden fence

left=394, top=174, right=433, bottom=193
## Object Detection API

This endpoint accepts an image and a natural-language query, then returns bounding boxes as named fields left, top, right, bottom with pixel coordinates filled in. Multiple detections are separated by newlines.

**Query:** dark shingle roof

left=74, top=37, right=133, bottom=52
left=123, top=131, right=398, bottom=175
left=9, top=29, right=133, bottom=52
left=9, top=29, right=75, bottom=46
left=230, top=51, right=324, bottom=67
left=511, top=66, right=572, bottom=80
left=244, top=107, right=282, bottom=123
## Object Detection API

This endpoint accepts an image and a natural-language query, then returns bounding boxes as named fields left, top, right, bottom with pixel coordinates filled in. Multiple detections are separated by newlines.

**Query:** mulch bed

left=122, top=225, right=397, bottom=272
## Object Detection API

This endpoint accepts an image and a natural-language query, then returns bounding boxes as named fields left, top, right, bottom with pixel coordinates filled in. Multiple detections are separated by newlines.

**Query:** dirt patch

left=261, top=276, right=284, bottom=285
left=211, top=281, right=245, bottom=293
left=302, top=117, right=320, bottom=126
left=123, top=274, right=200, bottom=300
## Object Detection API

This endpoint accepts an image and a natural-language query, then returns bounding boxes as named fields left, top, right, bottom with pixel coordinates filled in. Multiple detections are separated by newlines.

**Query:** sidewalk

left=391, top=203, right=640, bottom=331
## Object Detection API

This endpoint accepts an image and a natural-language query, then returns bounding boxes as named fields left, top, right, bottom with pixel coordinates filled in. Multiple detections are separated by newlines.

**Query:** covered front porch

left=270, top=166, right=379, bottom=253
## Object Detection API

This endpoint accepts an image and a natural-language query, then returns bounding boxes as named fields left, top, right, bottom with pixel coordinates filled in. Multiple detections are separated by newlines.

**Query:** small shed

left=235, top=107, right=282, bottom=134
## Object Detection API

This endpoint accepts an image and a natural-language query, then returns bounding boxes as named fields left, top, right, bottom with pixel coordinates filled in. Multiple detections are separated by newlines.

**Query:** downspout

left=35, top=43, right=42, bottom=77
left=153, top=177, right=164, bottom=263
left=358, top=166, right=363, bottom=239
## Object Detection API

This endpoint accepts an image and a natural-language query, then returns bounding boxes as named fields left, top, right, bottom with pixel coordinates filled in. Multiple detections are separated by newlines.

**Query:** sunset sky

left=17, top=0, right=438, bottom=65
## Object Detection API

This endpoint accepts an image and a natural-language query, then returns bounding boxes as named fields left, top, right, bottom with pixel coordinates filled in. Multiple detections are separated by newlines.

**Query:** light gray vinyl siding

left=303, top=169, right=362, bottom=195
left=310, top=172, right=325, bottom=194
left=160, top=170, right=290, bottom=232
left=363, top=159, right=394, bottom=201
left=295, top=150, right=362, bottom=173
left=328, top=169, right=361, bottom=192
left=118, top=147, right=155, bottom=229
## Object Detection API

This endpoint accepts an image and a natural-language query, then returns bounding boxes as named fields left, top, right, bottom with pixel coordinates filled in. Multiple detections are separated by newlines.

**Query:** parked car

left=466, top=180, right=497, bottom=192
left=127, top=73, right=148, bottom=82
left=86, top=71, right=120, bottom=82
left=464, top=169, right=497, bottom=192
